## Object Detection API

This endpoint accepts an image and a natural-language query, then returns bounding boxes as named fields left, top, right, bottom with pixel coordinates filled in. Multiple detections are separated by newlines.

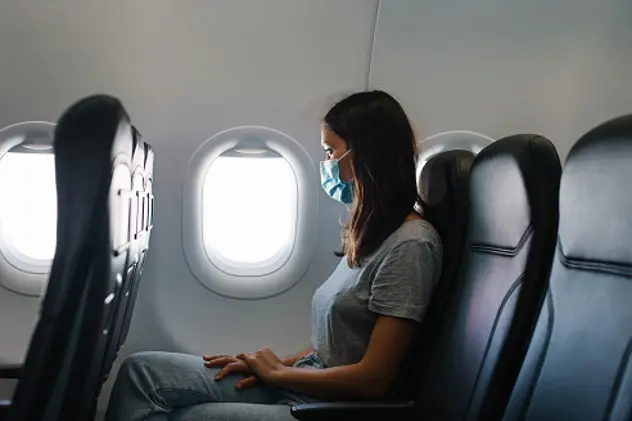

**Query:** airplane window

left=184, top=125, right=318, bottom=299
left=0, top=151, right=57, bottom=261
left=202, top=154, right=297, bottom=266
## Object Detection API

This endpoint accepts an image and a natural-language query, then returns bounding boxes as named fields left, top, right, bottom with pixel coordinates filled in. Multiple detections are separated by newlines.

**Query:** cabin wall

left=371, top=0, right=632, bottom=160
left=0, top=0, right=631, bottom=418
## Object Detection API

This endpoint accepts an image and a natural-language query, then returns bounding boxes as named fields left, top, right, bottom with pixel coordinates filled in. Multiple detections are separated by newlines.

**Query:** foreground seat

left=0, top=94, right=152, bottom=421
left=502, top=114, right=632, bottom=421
left=114, top=133, right=154, bottom=353
left=93, top=127, right=155, bottom=418
left=291, top=134, right=561, bottom=421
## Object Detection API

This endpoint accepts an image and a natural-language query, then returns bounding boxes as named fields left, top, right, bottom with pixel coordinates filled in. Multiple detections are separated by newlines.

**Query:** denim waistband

left=293, top=351, right=324, bottom=368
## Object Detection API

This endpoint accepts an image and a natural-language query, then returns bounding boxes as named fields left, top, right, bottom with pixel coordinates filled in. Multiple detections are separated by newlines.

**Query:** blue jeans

left=104, top=351, right=322, bottom=421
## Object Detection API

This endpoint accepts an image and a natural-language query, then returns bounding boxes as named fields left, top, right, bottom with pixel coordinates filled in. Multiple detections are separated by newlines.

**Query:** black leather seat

left=0, top=94, right=153, bottom=421
left=395, top=149, right=476, bottom=398
left=502, top=115, right=632, bottom=421
left=416, top=134, right=561, bottom=421
left=420, top=149, right=475, bottom=325
left=116, top=135, right=155, bottom=352
left=291, top=134, right=562, bottom=421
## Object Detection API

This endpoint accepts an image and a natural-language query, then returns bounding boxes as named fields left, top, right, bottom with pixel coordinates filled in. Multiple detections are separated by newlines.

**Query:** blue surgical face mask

left=320, top=150, right=353, bottom=204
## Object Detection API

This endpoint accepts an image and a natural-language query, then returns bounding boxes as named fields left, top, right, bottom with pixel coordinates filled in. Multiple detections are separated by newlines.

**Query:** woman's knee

left=116, top=351, right=184, bottom=388
left=117, top=351, right=219, bottom=393
left=119, top=352, right=163, bottom=376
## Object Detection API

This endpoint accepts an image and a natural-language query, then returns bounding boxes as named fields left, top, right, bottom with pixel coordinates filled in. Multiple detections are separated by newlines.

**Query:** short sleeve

left=368, top=240, right=438, bottom=323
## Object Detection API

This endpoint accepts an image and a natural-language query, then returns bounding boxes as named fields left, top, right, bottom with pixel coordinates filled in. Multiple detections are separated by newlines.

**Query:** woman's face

left=321, top=124, right=352, bottom=181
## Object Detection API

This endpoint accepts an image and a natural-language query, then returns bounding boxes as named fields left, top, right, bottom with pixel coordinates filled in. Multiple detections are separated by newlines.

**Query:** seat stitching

left=559, top=241, right=632, bottom=277
left=471, top=225, right=533, bottom=257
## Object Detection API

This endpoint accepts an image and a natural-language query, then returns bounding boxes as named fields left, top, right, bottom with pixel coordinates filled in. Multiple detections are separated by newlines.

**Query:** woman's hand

left=236, top=347, right=287, bottom=384
left=202, top=354, right=260, bottom=390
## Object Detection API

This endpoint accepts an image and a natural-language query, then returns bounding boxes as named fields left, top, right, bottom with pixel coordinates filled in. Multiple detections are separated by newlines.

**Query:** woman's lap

left=105, top=351, right=319, bottom=421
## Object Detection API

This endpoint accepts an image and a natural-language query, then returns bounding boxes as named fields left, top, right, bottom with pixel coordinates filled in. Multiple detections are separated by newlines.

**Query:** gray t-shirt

left=309, top=219, right=442, bottom=369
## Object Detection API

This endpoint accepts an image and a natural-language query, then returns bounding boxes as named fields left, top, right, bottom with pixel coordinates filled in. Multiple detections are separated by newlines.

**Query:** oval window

left=202, top=151, right=297, bottom=270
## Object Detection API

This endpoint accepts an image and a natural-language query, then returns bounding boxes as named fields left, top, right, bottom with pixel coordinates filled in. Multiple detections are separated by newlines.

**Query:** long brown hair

left=325, top=90, right=425, bottom=267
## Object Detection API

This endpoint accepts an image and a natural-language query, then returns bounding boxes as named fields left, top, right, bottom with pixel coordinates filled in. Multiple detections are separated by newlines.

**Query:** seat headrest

left=468, top=134, right=560, bottom=252
left=420, top=149, right=474, bottom=208
left=559, top=114, right=632, bottom=269
left=55, top=94, right=127, bottom=140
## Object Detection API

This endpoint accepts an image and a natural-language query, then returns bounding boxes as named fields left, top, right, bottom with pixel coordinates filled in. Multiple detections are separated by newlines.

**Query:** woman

left=105, top=90, right=442, bottom=421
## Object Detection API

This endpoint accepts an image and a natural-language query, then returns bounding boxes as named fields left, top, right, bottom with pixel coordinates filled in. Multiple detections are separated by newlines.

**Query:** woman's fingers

left=236, top=352, right=253, bottom=362
left=215, top=361, right=249, bottom=380
left=204, top=356, right=236, bottom=368
left=203, top=354, right=231, bottom=361
left=235, top=375, right=259, bottom=390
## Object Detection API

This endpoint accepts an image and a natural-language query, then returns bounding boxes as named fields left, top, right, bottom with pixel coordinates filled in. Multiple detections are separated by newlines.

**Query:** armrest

left=0, top=364, right=22, bottom=379
left=0, top=399, right=12, bottom=419
left=290, top=400, right=415, bottom=421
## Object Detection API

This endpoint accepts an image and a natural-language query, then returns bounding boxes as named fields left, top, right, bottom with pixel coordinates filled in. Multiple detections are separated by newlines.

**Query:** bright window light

left=202, top=155, right=297, bottom=265
left=0, top=152, right=57, bottom=261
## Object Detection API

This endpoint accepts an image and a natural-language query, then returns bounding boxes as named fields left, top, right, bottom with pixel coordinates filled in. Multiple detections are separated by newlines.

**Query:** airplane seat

left=419, top=149, right=475, bottom=320
left=290, top=134, right=562, bottom=421
left=415, top=134, right=562, bottom=421
left=113, top=134, right=155, bottom=355
left=0, top=94, right=139, bottom=421
left=502, top=114, right=632, bottom=421
left=96, top=128, right=149, bottom=396
left=392, top=149, right=475, bottom=400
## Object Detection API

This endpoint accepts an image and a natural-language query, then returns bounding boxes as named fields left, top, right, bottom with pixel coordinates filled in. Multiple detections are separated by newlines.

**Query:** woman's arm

left=272, top=316, right=417, bottom=400
left=281, top=346, right=313, bottom=366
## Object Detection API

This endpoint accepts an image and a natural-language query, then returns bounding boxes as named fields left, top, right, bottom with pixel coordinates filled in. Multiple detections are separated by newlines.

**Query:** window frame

left=416, top=131, right=494, bottom=182
left=0, top=121, right=56, bottom=297
left=183, top=125, right=319, bottom=299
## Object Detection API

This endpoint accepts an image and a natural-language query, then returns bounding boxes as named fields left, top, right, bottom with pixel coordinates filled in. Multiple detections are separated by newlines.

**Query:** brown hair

left=324, top=90, right=424, bottom=267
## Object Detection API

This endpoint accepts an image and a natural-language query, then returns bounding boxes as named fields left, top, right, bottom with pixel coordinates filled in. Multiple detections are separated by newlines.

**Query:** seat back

left=502, top=115, right=632, bottom=421
left=416, top=135, right=562, bottom=421
left=94, top=127, right=155, bottom=415
left=118, top=139, right=154, bottom=349
left=8, top=95, right=138, bottom=421
left=421, top=149, right=475, bottom=299
left=393, top=150, right=475, bottom=400
left=98, top=127, right=155, bottom=367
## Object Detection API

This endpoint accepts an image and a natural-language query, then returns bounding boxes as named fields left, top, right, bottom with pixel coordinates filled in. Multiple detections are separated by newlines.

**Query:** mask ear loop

left=320, top=149, right=350, bottom=168
left=337, top=149, right=351, bottom=162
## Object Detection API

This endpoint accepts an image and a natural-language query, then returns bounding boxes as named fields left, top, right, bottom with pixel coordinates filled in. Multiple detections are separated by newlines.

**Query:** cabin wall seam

left=364, top=0, right=381, bottom=90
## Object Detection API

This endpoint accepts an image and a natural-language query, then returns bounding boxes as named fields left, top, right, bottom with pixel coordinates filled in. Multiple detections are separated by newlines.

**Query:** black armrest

left=0, top=364, right=22, bottom=379
left=290, top=400, right=415, bottom=421
left=0, top=399, right=12, bottom=420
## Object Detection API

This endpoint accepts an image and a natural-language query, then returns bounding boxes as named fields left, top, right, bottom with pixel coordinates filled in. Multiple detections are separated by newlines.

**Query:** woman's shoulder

left=364, top=219, right=442, bottom=280
left=360, top=219, right=442, bottom=268
left=363, top=219, right=442, bottom=267
left=388, top=219, right=442, bottom=251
